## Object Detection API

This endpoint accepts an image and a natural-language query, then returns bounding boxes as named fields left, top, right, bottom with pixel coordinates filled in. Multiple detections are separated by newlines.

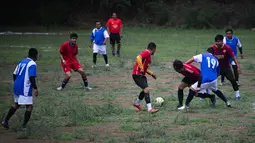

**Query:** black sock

left=23, top=111, right=31, bottom=128
left=185, top=89, right=196, bottom=106
left=93, top=53, right=97, bottom=64
left=5, top=106, right=17, bottom=121
left=117, top=47, right=120, bottom=54
left=197, top=93, right=212, bottom=98
left=230, top=79, right=239, bottom=91
left=178, top=89, right=184, bottom=105
left=232, top=65, right=239, bottom=81
left=83, top=79, right=88, bottom=87
left=221, top=75, right=225, bottom=82
left=138, top=91, right=145, bottom=100
left=213, top=90, right=228, bottom=103
left=144, top=93, right=151, bottom=104
left=61, top=78, right=69, bottom=88
left=103, top=54, right=108, bottom=64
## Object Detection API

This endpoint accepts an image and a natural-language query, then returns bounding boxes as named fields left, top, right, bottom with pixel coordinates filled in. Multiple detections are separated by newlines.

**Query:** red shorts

left=61, top=61, right=82, bottom=73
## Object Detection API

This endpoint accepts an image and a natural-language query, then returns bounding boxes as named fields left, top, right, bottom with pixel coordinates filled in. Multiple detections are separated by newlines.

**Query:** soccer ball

left=156, top=97, right=164, bottom=104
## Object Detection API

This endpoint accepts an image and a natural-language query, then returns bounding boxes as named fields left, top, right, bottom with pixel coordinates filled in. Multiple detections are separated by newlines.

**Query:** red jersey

left=132, top=50, right=151, bottom=76
left=180, top=64, right=200, bottom=80
left=211, top=44, right=234, bottom=67
left=106, top=18, right=123, bottom=33
left=59, top=42, right=78, bottom=63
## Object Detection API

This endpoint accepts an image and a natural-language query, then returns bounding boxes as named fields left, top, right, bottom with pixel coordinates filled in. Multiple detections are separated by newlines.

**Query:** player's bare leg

left=2, top=103, right=20, bottom=129
left=22, top=105, right=33, bottom=129
left=57, top=72, right=71, bottom=90
left=177, top=82, right=189, bottom=108
left=117, top=43, right=121, bottom=57
left=77, top=68, right=92, bottom=90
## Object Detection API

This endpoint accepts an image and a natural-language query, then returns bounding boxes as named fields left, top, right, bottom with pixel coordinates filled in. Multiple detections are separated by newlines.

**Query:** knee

left=26, top=105, right=33, bottom=112
left=143, top=87, right=150, bottom=94
left=65, top=73, right=71, bottom=79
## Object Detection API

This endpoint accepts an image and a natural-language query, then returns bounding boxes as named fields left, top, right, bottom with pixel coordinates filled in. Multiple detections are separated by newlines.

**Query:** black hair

left=225, top=28, right=233, bottom=34
left=147, top=42, right=156, bottom=50
left=28, top=48, right=38, bottom=59
left=215, top=34, right=224, bottom=42
left=173, top=59, right=183, bottom=72
left=70, top=33, right=78, bottom=39
left=207, top=47, right=214, bottom=54
left=95, top=21, right=101, bottom=24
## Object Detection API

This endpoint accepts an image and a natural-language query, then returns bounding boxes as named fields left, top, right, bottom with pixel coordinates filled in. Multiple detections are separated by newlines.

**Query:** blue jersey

left=193, top=53, right=220, bottom=83
left=13, top=58, right=37, bottom=96
left=223, top=36, right=242, bottom=62
left=90, top=27, right=109, bottom=45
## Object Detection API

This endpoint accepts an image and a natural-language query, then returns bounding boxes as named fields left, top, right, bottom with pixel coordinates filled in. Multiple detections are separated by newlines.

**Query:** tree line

left=1, top=0, right=254, bottom=28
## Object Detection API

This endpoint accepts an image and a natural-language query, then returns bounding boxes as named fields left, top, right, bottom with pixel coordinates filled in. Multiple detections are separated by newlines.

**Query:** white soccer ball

left=156, top=97, right=164, bottom=104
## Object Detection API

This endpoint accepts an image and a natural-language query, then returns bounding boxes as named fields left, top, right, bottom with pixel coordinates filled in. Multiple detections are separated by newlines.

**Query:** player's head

left=70, top=33, right=78, bottom=44
left=215, top=34, right=224, bottom=48
left=207, top=47, right=214, bottom=55
left=225, top=28, right=233, bottom=39
left=147, top=42, right=156, bottom=55
left=28, top=48, right=38, bottom=61
left=95, top=21, right=101, bottom=29
left=173, top=60, right=184, bottom=73
left=112, top=12, right=117, bottom=19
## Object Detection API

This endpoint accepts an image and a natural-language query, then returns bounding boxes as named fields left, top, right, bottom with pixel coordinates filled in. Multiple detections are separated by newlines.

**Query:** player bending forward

left=2, top=48, right=39, bottom=130
left=57, top=33, right=92, bottom=91
left=132, top=42, right=158, bottom=113
left=179, top=48, right=231, bottom=109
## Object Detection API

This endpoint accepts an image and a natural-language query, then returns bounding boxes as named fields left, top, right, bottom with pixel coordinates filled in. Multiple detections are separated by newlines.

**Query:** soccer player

left=220, top=29, right=243, bottom=86
left=211, top=34, right=241, bottom=100
left=132, top=42, right=158, bottom=113
left=1, top=48, right=39, bottom=130
left=173, top=59, right=201, bottom=108
left=178, top=48, right=231, bottom=109
left=106, top=12, right=123, bottom=57
left=57, top=33, right=92, bottom=91
left=90, top=21, right=110, bottom=67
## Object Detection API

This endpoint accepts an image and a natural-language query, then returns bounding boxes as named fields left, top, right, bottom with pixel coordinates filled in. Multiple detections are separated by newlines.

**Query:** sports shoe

left=148, top=108, right=159, bottom=113
left=85, top=86, right=92, bottom=90
left=117, top=51, right=120, bottom=57
left=21, top=124, right=26, bottom=131
left=1, top=120, right=9, bottom=129
left=236, top=96, right=241, bottom=101
left=178, top=105, right=189, bottom=110
left=92, top=65, right=96, bottom=68
left=133, top=104, right=142, bottom=111
left=57, top=86, right=63, bottom=91
left=200, top=98, right=204, bottom=101
left=176, top=104, right=183, bottom=108
left=226, top=101, right=231, bottom=107
left=236, top=81, right=240, bottom=86
left=112, top=51, right=115, bottom=56
left=105, top=64, right=110, bottom=67
left=210, top=94, right=216, bottom=106
left=219, top=81, right=224, bottom=86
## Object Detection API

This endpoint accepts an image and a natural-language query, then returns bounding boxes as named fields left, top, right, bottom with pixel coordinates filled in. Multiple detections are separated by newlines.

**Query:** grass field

left=0, top=28, right=255, bottom=143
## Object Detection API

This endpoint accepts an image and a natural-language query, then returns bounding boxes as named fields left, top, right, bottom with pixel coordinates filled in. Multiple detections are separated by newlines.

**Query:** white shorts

left=14, top=95, right=33, bottom=105
left=231, top=61, right=236, bottom=65
left=93, top=44, right=106, bottom=55
left=191, top=79, right=218, bottom=94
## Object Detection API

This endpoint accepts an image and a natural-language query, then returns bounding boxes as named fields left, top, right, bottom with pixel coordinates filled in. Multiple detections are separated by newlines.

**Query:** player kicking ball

left=57, top=33, right=92, bottom=91
left=2, top=48, right=39, bottom=130
left=178, top=48, right=231, bottom=109
left=132, top=42, right=158, bottom=113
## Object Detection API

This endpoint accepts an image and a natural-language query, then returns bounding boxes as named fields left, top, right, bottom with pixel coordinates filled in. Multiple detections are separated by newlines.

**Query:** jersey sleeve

left=13, top=65, right=19, bottom=75
left=226, top=46, right=235, bottom=57
left=193, top=54, right=203, bottom=63
left=139, top=50, right=150, bottom=59
left=237, top=38, right=242, bottom=48
left=223, top=37, right=226, bottom=44
left=104, top=30, right=109, bottom=38
left=59, top=43, right=66, bottom=54
left=28, top=64, right=37, bottom=77
left=90, top=29, right=95, bottom=41
left=119, top=19, right=123, bottom=27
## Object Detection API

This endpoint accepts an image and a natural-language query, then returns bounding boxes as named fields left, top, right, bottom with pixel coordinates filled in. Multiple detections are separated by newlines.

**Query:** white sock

left=147, top=103, right=152, bottom=111
left=235, top=91, right=240, bottom=97
left=136, top=99, right=142, bottom=105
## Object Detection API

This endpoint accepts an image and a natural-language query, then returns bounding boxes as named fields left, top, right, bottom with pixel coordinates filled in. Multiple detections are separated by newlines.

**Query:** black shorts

left=110, top=33, right=121, bottom=44
left=182, top=77, right=198, bottom=86
left=132, top=74, right=148, bottom=89
left=220, top=67, right=235, bottom=81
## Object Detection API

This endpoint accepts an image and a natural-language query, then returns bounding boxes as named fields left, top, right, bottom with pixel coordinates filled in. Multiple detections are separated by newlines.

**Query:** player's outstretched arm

left=185, top=57, right=195, bottom=64
left=146, top=69, right=156, bottom=79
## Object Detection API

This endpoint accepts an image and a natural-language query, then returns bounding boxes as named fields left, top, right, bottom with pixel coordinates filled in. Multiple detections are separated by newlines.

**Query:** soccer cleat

left=1, top=120, right=9, bottom=129
left=105, top=64, right=110, bottom=67
left=226, top=101, right=231, bottom=107
left=210, top=95, right=216, bottom=106
left=178, top=105, right=187, bottom=110
left=148, top=108, right=159, bottom=113
left=57, top=86, right=63, bottom=91
left=92, top=65, right=96, bottom=68
left=21, top=124, right=26, bottom=131
left=85, top=86, right=92, bottom=90
left=133, top=104, right=143, bottom=111
left=176, top=104, right=183, bottom=108
left=236, top=96, right=241, bottom=101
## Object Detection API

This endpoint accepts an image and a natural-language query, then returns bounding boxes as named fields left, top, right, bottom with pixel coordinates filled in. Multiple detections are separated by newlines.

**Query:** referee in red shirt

left=106, top=12, right=123, bottom=57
